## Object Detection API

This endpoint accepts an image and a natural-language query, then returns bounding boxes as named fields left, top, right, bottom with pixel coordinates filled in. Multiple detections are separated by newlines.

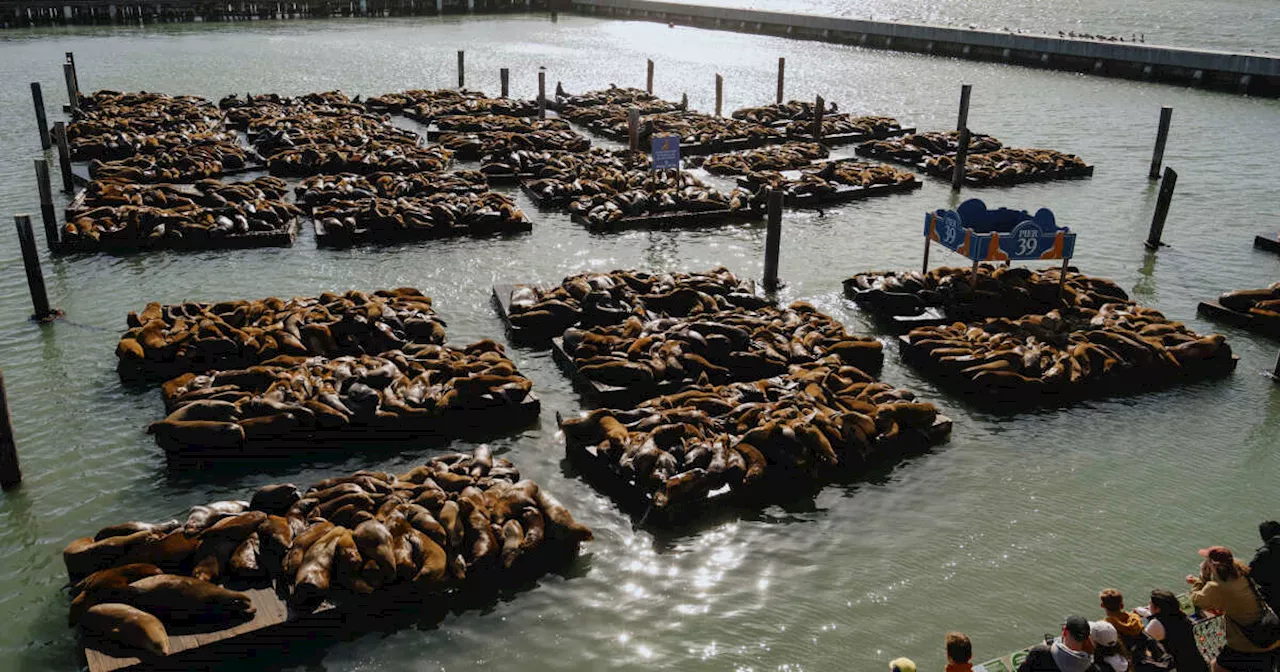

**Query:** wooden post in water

left=762, top=189, right=784, bottom=291
left=65, top=51, right=80, bottom=95
left=627, top=108, right=640, bottom=151
left=646, top=59, right=654, bottom=95
left=921, top=230, right=931, bottom=274
left=63, top=63, right=80, bottom=114
left=1145, top=167, right=1178, bottom=250
left=1148, top=106, right=1173, bottom=180
left=812, top=94, right=825, bottom=142
left=14, top=215, right=57, bottom=322
left=537, top=68, right=546, bottom=120
left=1272, top=350, right=1280, bottom=382
left=0, top=370, right=21, bottom=490
left=53, top=122, right=74, bottom=192
left=31, top=83, right=51, bottom=151
left=951, top=83, right=972, bottom=191
left=457, top=50, right=465, bottom=89
left=500, top=68, right=509, bottom=98
left=34, top=159, right=59, bottom=250
left=776, top=57, right=785, bottom=104
left=714, top=73, right=723, bottom=117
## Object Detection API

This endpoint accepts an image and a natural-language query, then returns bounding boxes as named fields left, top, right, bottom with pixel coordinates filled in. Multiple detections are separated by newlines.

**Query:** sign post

left=651, top=134, right=681, bottom=171
left=922, top=198, right=1076, bottom=294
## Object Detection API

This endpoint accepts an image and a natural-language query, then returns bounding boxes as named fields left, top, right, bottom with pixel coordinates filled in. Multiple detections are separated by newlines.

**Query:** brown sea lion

left=282, top=521, right=335, bottom=578
left=80, top=603, right=171, bottom=657
left=249, top=483, right=301, bottom=515
left=292, top=527, right=344, bottom=610
left=532, top=489, right=593, bottom=543
left=256, top=515, right=294, bottom=575
left=116, top=530, right=201, bottom=572
left=227, top=532, right=267, bottom=580
left=123, top=575, right=254, bottom=624
left=353, top=519, right=396, bottom=586
left=94, top=520, right=181, bottom=543
left=64, top=530, right=167, bottom=581
left=148, top=419, right=245, bottom=450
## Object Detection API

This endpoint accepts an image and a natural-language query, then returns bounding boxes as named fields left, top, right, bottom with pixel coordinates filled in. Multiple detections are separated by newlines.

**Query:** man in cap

left=1017, top=615, right=1099, bottom=672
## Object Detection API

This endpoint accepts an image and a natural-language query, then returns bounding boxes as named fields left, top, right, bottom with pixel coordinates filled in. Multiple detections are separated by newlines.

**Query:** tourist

left=1090, top=621, right=1129, bottom=672
left=1017, top=615, right=1098, bottom=672
left=1188, top=546, right=1280, bottom=671
left=1138, top=589, right=1209, bottom=672
left=946, top=631, right=975, bottom=672
left=890, top=657, right=917, bottom=672
left=1249, top=521, right=1280, bottom=614
left=1100, top=588, right=1146, bottom=655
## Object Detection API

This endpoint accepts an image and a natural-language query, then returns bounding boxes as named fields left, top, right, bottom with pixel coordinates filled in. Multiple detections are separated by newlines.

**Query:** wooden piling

left=646, top=59, right=654, bottom=95
left=1148, top=106, right=1173, bottom=180
left=1272, top=350, right=1280, bottom=382
left=776, top=57, right=785, bottom=104
left=63, top=63, right=80, bottom=114
left=53, top=122, right=74, bottom=192
left=951, top=83, right=971, bottom=191
left=627, top=108, right=640, bottom=151
left=812, top=94, right=825, bottom=142
left=29, top=83, right=52, bottom=152
left=921, top=232, right=931, bottom=274
left=714, top=73, right=723, bottom=117
left=0, top=370, right=21, bottom=490
left=65, top=51, right=80, bottom=95
left=14, top=214, right=58, bottom=322
left=457, top=50, right=465, bottom=89
left=1145, top=167, right=1178, bottom=250
left=34, top=159, right=59, bottom=250
left=500, top=68, right=509, bottom=98
left=762, top=189, right=783, bottom=291
left=537, top=68, right=546, bottom=120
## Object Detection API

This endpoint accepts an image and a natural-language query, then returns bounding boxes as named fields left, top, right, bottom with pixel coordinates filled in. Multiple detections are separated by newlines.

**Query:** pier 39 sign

left=651, top=134, right=681, bottom=171
left=924, top=198, right=1076, bottom=262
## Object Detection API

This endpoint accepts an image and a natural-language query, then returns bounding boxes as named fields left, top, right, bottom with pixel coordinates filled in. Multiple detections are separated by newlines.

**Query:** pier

left=571, top=0, right=1280, bottom=96
left=1, top=0, right=546, bottom=26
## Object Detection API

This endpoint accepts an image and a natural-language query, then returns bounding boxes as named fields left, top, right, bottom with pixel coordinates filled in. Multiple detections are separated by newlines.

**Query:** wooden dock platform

left=1197, top=300, right=1280, bottom=338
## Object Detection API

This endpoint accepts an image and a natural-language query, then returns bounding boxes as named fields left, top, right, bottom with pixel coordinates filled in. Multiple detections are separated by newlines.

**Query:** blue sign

left=651, top=134, right=681, bottom=171
left=923, top=198, right=1075, bottom=262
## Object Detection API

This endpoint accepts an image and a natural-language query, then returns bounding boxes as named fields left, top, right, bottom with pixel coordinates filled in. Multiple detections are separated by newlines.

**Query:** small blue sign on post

left=651, top=134, right=681, bottom=171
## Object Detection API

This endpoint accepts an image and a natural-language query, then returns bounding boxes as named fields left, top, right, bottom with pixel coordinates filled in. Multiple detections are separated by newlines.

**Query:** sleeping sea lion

left=250, top=483, right=301, bottom=515
left=123, top=575, right=254, bottom=624
left=80, top=603, right=171, bottom=657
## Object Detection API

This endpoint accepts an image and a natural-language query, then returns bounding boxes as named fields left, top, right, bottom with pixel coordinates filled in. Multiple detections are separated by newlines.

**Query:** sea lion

left=353, top=519, right=397, bottom=587
left=116, top=530, right=201, bottom=573
left=148, top=419, right=245, bottom=450
left=93, top=520, right=181, bottom=543
left=249, top=483, right=301, bottom=515
left=64, top=530, right=167, bottom=581
left=292, top=527, right=344, bottom=610
left=227, top=532, right=267, bottom=580
left=532, top=489, right=593, bottom=543
left=282, top=521, right=335, bottom=578
left=123, top=575, right=254, bottom=624
left=256, top=515, right=294, bottom=575
left=200, top=511, right=268, bottom=544
left=69, top=563, right=165, bottom=625
left=80, top=603, right=171, bottom=657
left=409, top=529, right=449, bottom=589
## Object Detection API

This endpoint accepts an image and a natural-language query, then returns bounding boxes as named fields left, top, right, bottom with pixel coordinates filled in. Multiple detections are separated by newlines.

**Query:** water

left=1, top=14, right=1279, bottom=672
left=661, top=0, right=1280, bottom=53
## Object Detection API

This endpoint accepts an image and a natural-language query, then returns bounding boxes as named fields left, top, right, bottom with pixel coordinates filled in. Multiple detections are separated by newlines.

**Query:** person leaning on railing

left=1187, top=546, right=1280, bottom=672
left=1250, top=521, right=1280, bottom=615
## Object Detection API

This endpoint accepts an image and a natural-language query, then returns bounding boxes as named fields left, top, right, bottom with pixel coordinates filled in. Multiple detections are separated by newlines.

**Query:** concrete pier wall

left=571, top=0, right=1280, bottom=96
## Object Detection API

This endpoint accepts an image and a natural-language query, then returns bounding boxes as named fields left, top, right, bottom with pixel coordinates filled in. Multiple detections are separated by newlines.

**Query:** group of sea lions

left=63, top=447, right=592, bottom=657
left=561, top=302, right=884, bottom=391
left=858, top=130, right=1004, bottom=164
left=926, top=148, right=1091, bottom=184
left=312, top=191, right=529, bottom=240
left=482, top=147, right=649, bottom=180
left=742, top=159, right=918, bottom=200
left=68, top=91, right=223, bottom=143
left=904, top=304, right=1234, bottom=395
left=560, top=357, right=942, bottom=511
left=294, top=170, right=490, bottom=209
left=731, top=100, right=838, bottom=125
left=505, top=267, right=767, bottom=339
left=63, top=177, right=300, bottom=249
left=553, top=85, right=668, bottom=110
left=689, top=142, right=829, bottom=176
left=364, top=88, right=537, bottom=121
left=151, top=339, right=535, bottom=450
left=115, top=288, right=447, bottom=381
left=69, top=130, right=241, bottom=163
left=438, top=128, right=591, bottom=160
left=784, top=114, right=905, bottom=140
left=844, top=265, right=1132, bottom=319
left=1217, top=283, right=1280, bottom=320
left=87, top=143, right=250, bottom=183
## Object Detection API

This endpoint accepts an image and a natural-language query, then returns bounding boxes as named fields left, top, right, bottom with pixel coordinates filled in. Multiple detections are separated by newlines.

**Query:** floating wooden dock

left=783, top=125, right=914, bottom=146
left=1255, top=233, right=1280, bottom=255
left=735, top=174, right=921, bottom=208
left=564, top=414, right=952, bottom=525
left=897, top=334, right=1239, bottom=409
left=1197, top=300, right=1280, bottom=338
left=313, top=215, right=532, bottom=247
left=572, top=207, right=761, bottom=232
